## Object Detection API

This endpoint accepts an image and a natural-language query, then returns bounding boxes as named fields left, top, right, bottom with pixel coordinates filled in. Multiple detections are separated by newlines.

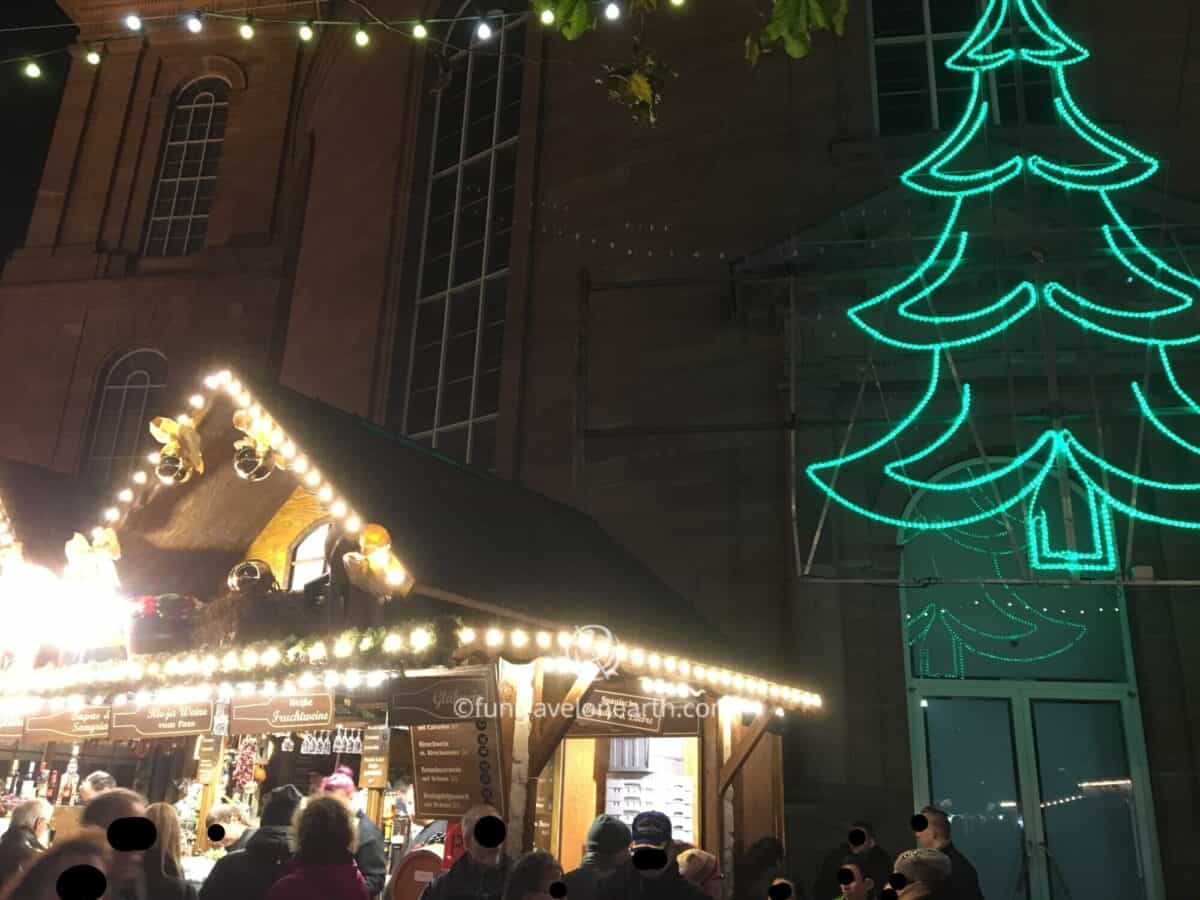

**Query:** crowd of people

left=0, top=767, right=986, bottom=900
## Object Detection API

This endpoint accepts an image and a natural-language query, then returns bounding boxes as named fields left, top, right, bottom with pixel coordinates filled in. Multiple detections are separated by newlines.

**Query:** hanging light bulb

left=185, top=13, right=203, bottom=33
left=476, top=20, right=492, bottom=41
left=23, top=61, right=41, bottom=79
left=604, top=2, right=621, bottom=20
left=124, top=14, right=142, bottom=31
left=669, top=0, right=685, bottom=6
left=540, top=8, right=555, bottom=25
left=355, top=27, right=370, bottom=47
left=299, top=22, right=314, bottom=41
left=413, top=21, right=428, bottom=39
left=85, top=49, right=102, bottom=65
left=239, top=18, right=255, bottom=40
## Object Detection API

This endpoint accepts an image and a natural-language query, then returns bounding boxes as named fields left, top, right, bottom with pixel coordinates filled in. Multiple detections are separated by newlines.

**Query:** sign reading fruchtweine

left=230, top=692, right=334, bottom=733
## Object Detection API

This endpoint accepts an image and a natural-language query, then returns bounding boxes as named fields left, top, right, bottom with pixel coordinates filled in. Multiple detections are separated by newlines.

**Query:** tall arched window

left=144, top=77, right=230, bottom=257
left=87, top=349, right=168, bottom=483
left=400, top=1, right=527, bottom=470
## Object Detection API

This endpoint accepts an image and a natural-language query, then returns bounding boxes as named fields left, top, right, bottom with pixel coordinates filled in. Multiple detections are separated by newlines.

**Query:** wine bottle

left=19, top=761, right=35, bottom=799
left=35, top=763, right=48, bottom=798
left=5, top=760, right=18, bottom=795
left=46, top=769, right=59, bottom=805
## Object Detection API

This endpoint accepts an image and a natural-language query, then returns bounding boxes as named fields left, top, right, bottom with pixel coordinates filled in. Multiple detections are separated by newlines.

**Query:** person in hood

left=201, top=786, right=304, bottom=900
left=562, top=815, right=631, bottom=900
left=265, top=796, right=368, bottom=900
left=323, top=768, right=388, bottom=896
left=0, top=800, right=52, bottom=892
left=421, top=805, right=510, bottom=900
left=595, top=812, right=708, bottom=900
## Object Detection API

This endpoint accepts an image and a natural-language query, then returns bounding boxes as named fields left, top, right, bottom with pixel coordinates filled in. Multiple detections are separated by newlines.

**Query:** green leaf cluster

left=748, top=0, right=848, bottom=64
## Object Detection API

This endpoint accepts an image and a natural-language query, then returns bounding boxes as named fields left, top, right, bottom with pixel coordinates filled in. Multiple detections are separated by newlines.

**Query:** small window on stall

left=288, top=523, right=330, bottom=591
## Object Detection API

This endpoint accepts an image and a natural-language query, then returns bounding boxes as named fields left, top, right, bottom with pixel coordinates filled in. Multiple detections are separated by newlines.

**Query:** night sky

left=0, top=1, right=75, bottom=262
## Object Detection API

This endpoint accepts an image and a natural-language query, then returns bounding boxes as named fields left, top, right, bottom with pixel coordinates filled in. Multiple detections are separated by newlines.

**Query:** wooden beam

left=700, top=710, right=723, bottom=861
left=520, top=662, right=597, bottom=851
left=719, top=710, right=771, bottom=796
left=528, top=665, right=596, bottom=779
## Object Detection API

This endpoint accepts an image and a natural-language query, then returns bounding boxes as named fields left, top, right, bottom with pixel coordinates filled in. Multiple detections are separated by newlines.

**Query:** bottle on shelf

left=19, top=761, right=36, bottom=799
left=5, top=760, right=19, bottom=796
left=46, top=769, right=59, bottom=805
left=35, top=762, right=49, bottom=799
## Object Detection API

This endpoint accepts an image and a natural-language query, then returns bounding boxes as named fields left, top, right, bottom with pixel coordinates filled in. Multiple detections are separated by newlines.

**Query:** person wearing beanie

left=677, top=849, right=723, bottom=900
left=200, top=785, right=305, bottom=900
left=892, top=849, right=953, bottom=900
left=594, top=812, right=709, bottom=900
left=563, top=815, right=632, bottom=900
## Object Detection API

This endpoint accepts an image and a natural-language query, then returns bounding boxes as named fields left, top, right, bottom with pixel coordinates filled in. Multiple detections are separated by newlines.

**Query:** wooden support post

left=700, top=710, right=723, bottom=867
left=719, top=710, right=771, bottom=797
left=521, top=662, right=597, bottom=850
left=366, top=787, right=383, bottom=827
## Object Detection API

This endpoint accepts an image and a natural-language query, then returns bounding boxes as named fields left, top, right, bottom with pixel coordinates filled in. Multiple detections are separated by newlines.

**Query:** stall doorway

left=907, top=682, right=1162, bottom=900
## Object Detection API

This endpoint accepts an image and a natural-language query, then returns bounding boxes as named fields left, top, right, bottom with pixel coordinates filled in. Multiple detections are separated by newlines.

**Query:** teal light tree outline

left=902, top=466, right=1089, bottom=678
left=807, top=0, right=1200, bottom=573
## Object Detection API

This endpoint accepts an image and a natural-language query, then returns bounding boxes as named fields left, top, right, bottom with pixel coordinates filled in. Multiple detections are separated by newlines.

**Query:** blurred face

left=110, top=799, right=147, bottom=887
left=309, top=773, right=325, bottom=795
left=464, top=809, right=503, bottom=868
left=37, top=849, right=107, bottom=900
left=839, top=864, right=873, bottom=900
left=78, top=782, right=98, bottom=804
left=915, top=827, right=938, bottom=851
left=34, top=815, right=52, bottom=847
left=521, top=864, right=563, bottom=900
left=770, top=877, right=796, bottom=899
left=633, top=846, right=672, bottom=880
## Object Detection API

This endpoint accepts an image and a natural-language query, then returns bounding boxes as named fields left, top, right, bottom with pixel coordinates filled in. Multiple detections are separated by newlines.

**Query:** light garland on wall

left=805, top=0, right=1200, bottom=574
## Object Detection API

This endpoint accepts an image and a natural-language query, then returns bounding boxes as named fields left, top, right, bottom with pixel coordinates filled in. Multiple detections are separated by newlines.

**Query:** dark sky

left=0, top=1, right=75, bottom=262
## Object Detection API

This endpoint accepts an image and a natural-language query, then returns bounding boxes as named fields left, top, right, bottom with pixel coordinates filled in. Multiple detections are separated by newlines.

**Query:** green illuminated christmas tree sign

left=807, top=0, right=1200, bottom=573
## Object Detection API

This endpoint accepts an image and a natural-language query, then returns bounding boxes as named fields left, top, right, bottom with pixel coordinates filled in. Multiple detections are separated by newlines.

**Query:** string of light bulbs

left=7, top=1, right=681, bottom=79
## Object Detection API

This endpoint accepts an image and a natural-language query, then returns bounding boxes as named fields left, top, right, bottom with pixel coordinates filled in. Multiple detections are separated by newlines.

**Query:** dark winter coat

left=200, top=826, right=293, bottom=900
left=419, top=852, right=510, bottom=900
left=146, top=871, right=199, bottom=900
left=265, top=855, right=369, bottom=900
left=355, top=811, right=388, bottom=896
left=563, top=858, right=628, bottom=900
left=942, top=843, right=985, bottom=900
left=595, top=861, right=711, bottom=900
left=0, top=825, right=41, bottom=892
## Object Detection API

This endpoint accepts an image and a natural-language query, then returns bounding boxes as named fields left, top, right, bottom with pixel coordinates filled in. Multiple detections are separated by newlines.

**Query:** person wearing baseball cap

left=595, top=812, right=708, bottom=900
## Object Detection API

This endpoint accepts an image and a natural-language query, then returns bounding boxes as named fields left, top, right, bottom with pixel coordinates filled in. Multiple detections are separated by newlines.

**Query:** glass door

left=909, top=684, right=1164, bottom=900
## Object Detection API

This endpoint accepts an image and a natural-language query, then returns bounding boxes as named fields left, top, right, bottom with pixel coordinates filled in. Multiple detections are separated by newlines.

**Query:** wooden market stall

left=0, top=369, right=822, bottom=896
